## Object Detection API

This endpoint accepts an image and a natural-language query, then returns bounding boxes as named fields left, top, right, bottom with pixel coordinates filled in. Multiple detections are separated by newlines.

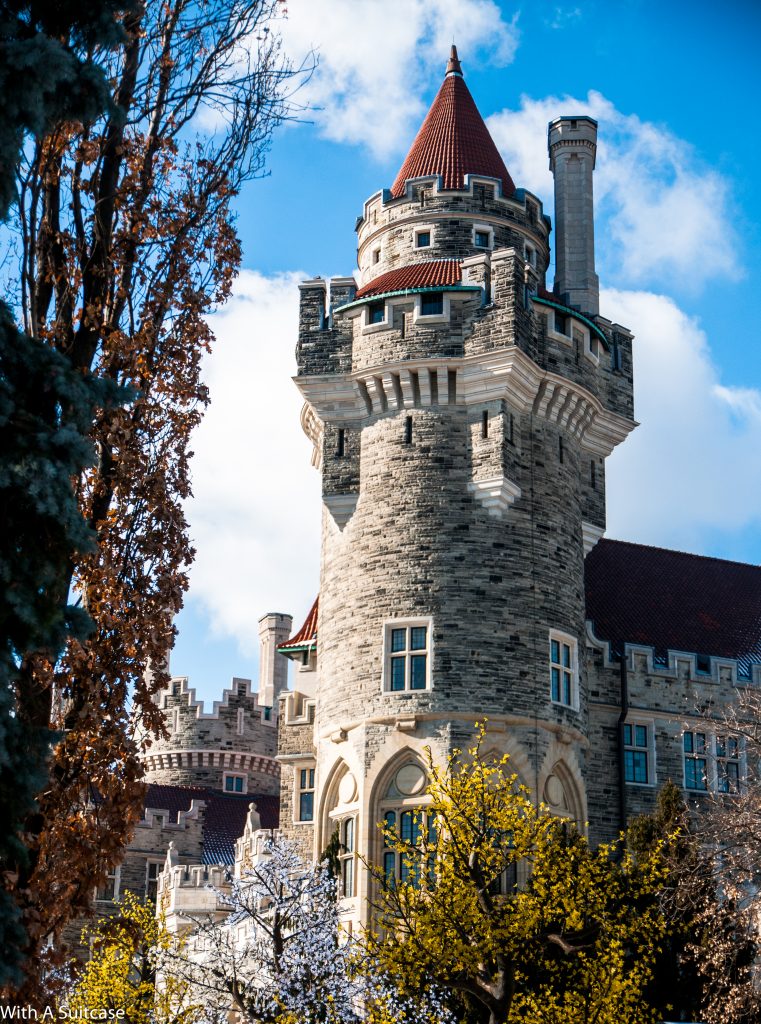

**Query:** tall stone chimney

left=548, top=115, right=599, bottom=316
left=257, top=612, right=293, bottom=710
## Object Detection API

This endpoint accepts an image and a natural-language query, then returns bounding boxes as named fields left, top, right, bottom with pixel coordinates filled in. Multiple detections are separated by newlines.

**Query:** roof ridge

left=598, top=536, right=761, bottom=572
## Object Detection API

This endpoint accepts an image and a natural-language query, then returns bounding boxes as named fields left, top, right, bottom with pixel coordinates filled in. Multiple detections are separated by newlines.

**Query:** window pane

left=384, top=810, right=396, bottom=834
left=635, top=725, right=647, bottom=748
left=563, top=671, right=571, bottom=706
left=400, top=811, right=413, bottom=843
left=696, top=733, right=706, bottom=753
left=225, top=777, right=234, bottom=791
left=416, top=231, right=430, bottom=247
left=300, top=769, right=307, bottom=788
left=308, top=769, right=315, bottom=787
left=383, top=852, right=396, bottom=883
left=684, top=759, right=696, bottom=789
left=562, top=644, right=571, bottom=668
left=410, top=627, right=427, bottom=650
left=421, top=293, right=443, bottom=316
left=343, top=857, right=354, bottom=898
left=623, top=724, right=632, bottom=745
left=391, top=628, right=406, bottom=652
left=234, top=777, right=243, bottom=792
left=344, top=817, right=354, bottom=851
left=716, top=736, right=726, bottom=758
left=551, top=640, right=560, bottom=664
left=299, top=792, right=314, bottom=821
left=369, top=302, right=384, bottom=324
left=551, top=667, right=560, bottom=702
left=624, top=750, right=635, bottom=782
left=728, top=738, right=738, bottom=759
left=410, top=655, right=427, bottom=689
left=632, top=751, right=648, bottom=783
left=391, top=657, right=406, bottom=690
left=683, top=732, right=693, bottom=753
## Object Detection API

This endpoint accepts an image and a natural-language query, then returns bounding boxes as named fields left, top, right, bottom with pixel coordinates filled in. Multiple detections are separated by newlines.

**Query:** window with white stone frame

left=623, top=721, right=653, bottom=785
left=473, top=223, right=494, bottom=249
left=297, top=765, right=315, bottom=822
left=549, top=631, right=577, bottom=709
left=414, top=225, right=433, bottom=249
left=95, top=865, right=120, bottom=902
left=224, top=772, right=247, bottom=794
left=378, top=762, right=435, bottom=889
left=383, top=620, right=432, bottom=692
left=683, top=730, right=708, bottom=791
left=683, top=732, right=742, bottom=793
left=339, top=816, right=356, bottom=898
left=716, top=734, right=741, bottom=793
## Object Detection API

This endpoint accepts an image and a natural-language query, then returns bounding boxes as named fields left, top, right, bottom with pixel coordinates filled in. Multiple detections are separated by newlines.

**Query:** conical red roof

left=391, top=48, right=515, bottom=199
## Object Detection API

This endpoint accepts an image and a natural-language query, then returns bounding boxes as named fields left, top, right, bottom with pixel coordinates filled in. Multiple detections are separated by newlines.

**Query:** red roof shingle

left=391, top=49, right=515, bottom=200
left=585, top=539, right=761, bottom=675
left=278, top=597, right=318, bottom=650
left=355, top=259, right=463, bottom=299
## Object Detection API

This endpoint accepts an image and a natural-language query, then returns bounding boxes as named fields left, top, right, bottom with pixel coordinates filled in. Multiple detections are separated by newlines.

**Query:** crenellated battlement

left=141, top=674, right=281, bottom=794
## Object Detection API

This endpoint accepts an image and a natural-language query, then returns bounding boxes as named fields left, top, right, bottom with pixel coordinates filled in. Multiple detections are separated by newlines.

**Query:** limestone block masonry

left=278, top=52, right=637, bottom=930
left=142, top=676, right=280, bottom=795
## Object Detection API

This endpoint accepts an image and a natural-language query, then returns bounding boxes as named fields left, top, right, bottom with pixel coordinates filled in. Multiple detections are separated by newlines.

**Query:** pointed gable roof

left=391, top=46, right=515, bottom=200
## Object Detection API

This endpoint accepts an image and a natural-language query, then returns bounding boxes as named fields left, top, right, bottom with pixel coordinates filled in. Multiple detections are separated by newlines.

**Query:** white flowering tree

left=162, top=836, right=452, bottom=1024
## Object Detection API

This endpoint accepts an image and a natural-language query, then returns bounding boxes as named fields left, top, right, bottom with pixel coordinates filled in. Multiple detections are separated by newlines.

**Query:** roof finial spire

left=446, top=44, right=462, bottom=77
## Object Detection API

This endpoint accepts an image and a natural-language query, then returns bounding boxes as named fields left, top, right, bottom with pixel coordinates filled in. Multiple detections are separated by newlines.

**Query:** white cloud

left=185, top=271, right=321, bottom=656
left=604, top=287, right=761, bottom=551
left=487, top=91, right=740, bottom=290
left=280, top=0, right=519, bottom=158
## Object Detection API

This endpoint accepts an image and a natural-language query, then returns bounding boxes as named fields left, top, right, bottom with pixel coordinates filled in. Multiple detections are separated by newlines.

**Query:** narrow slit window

left=481, top=410, right=489, bottom=439
left=447, top=369, right=457, bottom=404
left=590, top=460, right=596, bottom=488
left=337, top=429, right=345, bottom=457
left=404, top=416, right=412, bottom=445
left=559, top=436, right=564, bottom=464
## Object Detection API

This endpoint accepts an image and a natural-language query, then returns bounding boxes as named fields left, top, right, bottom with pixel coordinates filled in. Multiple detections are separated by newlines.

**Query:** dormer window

left=420, top=292, right=443, bottom=316
left=414, top=228, right=432, bottom=248
left=368, top=300, right=385, bottom=324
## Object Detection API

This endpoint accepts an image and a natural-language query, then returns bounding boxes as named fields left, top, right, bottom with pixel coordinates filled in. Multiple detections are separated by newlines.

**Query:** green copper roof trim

left=278, top=641, right=316, bottom=655
left=533, top=296, right=609, bottom=350
left=333, top=283, right=482, bottom=315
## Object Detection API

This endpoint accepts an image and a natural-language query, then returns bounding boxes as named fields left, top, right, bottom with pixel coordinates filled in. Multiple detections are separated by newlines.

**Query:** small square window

left=420, top=292, right=443, bottom=316
left=415, top=230, right=431, bottom=248
left=474, top=229, right=491, bottom=248
left=373, top=247, right=381, bottom=264
left=554, top=312, right=569, bottom=335
left=224, top=774, right=246, bottom=793
left=368, top=301, right=385, bottom=324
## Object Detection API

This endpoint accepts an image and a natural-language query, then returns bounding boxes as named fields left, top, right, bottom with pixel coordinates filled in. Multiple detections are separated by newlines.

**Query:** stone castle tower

left=278, top=48, right=636, bottom=923
left=141, top=612, right=292, bottom=796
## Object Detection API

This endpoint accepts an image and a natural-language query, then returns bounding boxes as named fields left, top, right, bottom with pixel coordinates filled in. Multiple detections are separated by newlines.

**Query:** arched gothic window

left=378, top=761, right=435, bottom=887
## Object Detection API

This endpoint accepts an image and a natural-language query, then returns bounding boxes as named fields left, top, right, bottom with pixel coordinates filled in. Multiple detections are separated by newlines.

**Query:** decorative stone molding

left=324, top=493, right=358, bottom=529
left=582, top=520, right=605, bottom=555
left=467, top=475, right=521, bottom=517
left=295, top=346, right=636, bottom=458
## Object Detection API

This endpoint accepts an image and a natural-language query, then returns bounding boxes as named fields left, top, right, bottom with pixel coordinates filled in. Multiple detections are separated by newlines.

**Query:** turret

left=548, top=115, right=600, bottom=316
left=257, top=612, right=293, bottom=710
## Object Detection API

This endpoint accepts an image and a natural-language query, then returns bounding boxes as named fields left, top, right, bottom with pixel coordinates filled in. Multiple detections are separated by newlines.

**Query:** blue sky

left=171, top=0, right=761, bottom=704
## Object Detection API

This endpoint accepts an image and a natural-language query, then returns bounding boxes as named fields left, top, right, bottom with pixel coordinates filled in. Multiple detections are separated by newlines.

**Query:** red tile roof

left=585, top=539, right=761, bottom=676
left=355, top=259, right=463, bottom=299
left=278, top=597, right=318, bottom=650
left=144, top=784, right=279, bottom=865
left=391, top=49, right=515, bottom=199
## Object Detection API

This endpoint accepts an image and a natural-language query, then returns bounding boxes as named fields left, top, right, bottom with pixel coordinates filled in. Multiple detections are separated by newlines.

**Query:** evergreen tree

left=0, top=0, right=130, bottom=987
